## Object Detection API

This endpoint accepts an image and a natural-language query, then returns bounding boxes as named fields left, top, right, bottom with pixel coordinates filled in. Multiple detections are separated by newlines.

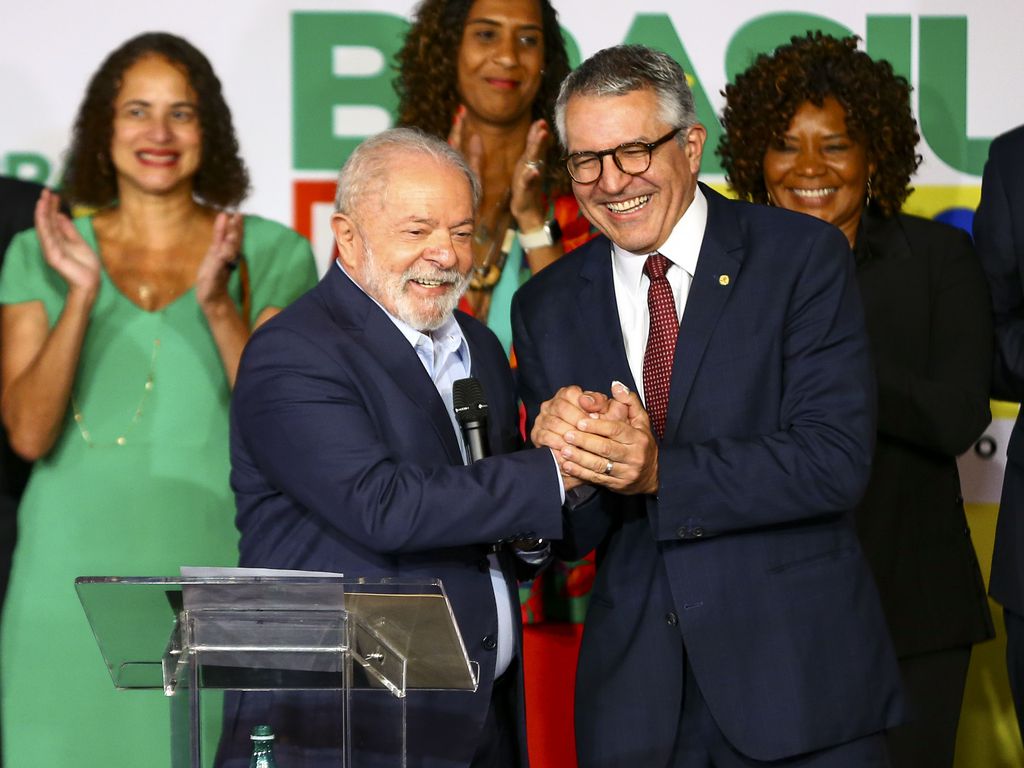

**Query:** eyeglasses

left=564, top=127, right=683, bottom=184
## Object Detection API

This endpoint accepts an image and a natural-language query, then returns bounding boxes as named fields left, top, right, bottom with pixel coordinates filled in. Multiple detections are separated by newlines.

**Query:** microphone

left=453, top=377, right=490, bottom=463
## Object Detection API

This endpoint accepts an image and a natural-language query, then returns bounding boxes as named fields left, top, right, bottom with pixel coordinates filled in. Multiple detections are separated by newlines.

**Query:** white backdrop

left=1, top=0, right=1022, bottom=501
left=4, top=1, right=1024, bottom=221
left=4, top=3, right=1024, bottom=762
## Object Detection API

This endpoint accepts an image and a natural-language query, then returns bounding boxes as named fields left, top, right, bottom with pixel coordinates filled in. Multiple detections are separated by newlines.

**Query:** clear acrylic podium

left=76, top=575, right=479, bottom=767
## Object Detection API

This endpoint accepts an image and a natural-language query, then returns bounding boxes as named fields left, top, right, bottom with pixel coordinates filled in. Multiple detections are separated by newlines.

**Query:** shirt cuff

left=549, top=448, right=566, bottom=504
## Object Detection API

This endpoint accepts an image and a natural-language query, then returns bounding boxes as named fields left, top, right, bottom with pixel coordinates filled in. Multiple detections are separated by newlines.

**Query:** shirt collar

left=611, top=184, right=708, bottom=290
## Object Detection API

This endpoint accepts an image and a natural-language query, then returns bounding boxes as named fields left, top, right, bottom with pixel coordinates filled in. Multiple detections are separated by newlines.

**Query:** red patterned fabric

left=554, top=195, right=594, bottom=253
left=642, top=253, right=677, bottom=438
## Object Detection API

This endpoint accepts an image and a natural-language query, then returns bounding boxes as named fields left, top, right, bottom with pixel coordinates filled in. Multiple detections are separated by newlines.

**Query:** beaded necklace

left=71, top=337, right=161, bottom=447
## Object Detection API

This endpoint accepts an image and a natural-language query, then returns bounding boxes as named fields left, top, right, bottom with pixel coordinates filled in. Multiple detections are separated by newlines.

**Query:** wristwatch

left=517, top=218, right=562, bottom=250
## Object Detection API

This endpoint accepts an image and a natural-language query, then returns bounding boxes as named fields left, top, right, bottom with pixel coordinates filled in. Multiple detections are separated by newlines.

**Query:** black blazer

left=976, top=124, right=1024, bottom=615
left=853, top=209, right=994, bottom=656
left=0, top=177, right=42, bottom=608
left=0, top=178, right=41, bottom=506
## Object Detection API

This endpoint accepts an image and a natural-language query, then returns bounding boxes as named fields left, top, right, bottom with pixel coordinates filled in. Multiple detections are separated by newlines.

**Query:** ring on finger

left=603, top=460, right=614, bottom=475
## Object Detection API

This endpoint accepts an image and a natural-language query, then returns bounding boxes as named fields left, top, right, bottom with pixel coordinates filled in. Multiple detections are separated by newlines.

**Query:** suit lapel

left=458, top=316, right=509, bottom=456
left=576, top=237, right=638, bottom=393
left=663, top=186, right=744, bottom=441
left=321, top=266, right=464, bottom=464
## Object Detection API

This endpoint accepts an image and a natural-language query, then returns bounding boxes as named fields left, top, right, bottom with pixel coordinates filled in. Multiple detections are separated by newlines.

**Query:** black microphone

left=453, top=377, right=490, bottom=463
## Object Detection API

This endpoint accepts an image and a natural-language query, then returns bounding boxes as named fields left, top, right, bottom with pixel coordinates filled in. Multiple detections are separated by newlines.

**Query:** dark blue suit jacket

left=977, top=125, right=1024, bottom=615
left=222, top=265, right=565, bottom=768
left=512, top=185, right=903, bottom=764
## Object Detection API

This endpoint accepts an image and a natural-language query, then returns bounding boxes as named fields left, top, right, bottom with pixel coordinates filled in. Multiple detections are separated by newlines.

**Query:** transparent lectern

left=76, top=575, right=479, bottom=768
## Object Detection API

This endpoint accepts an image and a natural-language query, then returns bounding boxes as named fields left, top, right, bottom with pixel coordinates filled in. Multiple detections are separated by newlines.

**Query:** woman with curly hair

left=395, top=0, right=594, bottom=352
left=0, top=32, right=315, bottom=766
left=720, top=31, right=994, bottom=766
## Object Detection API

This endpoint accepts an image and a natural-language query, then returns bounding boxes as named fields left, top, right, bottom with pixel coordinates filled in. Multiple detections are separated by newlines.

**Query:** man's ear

left=685, top=124, right=708, bottom=173
left=331, top=212, right=360, bottom=271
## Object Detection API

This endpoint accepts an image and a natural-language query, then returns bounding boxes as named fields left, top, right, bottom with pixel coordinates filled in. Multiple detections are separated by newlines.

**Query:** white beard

left=361, top=242, right=470, bottom=331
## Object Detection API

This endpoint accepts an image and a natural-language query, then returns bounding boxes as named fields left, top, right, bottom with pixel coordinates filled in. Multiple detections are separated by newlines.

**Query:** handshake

left=533, top=381, right=660, bottom=496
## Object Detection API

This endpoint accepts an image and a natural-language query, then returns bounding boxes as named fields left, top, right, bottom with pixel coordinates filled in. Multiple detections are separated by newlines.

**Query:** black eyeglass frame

left=563, top=127, right=684, bottom=184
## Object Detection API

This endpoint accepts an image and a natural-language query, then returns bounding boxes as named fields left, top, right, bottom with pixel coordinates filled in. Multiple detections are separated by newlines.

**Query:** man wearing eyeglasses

left=512, top=45, right=903, bottom=767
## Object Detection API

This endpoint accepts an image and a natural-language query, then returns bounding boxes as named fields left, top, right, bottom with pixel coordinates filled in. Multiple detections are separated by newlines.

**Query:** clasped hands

left=533, top=382, right=659, bottom=496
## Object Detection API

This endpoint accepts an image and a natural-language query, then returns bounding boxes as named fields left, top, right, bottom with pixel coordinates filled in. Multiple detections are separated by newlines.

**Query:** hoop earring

left=865, top=177, right=873, bottom=206
left=765, top=189, right=774, bottom=207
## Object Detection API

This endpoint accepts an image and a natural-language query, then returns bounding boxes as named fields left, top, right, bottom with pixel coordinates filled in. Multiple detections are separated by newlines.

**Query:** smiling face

left=456, top=0, right=545, bottom=127
left=109, top=54, right=202, bottom=199
left=332, top=152, right=475, bottom=331
left=762, top=97, right=875, bottom=246
left=564, top=88, right=705, bottom=255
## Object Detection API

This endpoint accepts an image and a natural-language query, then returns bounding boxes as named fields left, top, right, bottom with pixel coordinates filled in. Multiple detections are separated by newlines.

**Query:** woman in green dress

left=0, top=33, right=316, bottom=766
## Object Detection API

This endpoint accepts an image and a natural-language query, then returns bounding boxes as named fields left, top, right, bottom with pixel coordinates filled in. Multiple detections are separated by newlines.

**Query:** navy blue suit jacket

left=977, top=125, right=1024, bottom=615
left=223, top=265, right=565, bottom=768
left=512, top=185, right=903, bottom=764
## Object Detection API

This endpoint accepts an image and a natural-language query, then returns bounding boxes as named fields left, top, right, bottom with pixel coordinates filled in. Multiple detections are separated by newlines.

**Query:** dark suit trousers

left=884, top=646, right=971, bottom=767
left=469, top=672, right=519, bottom=768
left=1005, top=608, right=1024, bottom=742
left=672, top=659, right=890, bottom=767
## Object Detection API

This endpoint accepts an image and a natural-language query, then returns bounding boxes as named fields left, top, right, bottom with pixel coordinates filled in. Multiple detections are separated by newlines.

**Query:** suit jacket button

left=665, top=612, right=679, bottom=627
left=692, top=527, right=704, bottom=538
left=677, top=526, right=688, bottom=539
left=482, top=635, right=497, bottom=650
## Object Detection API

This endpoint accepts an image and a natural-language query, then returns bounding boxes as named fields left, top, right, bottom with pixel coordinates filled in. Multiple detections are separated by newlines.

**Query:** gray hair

left=554, top=45, right=698, bottom=148
left=334, top=127, right=481, bottom=214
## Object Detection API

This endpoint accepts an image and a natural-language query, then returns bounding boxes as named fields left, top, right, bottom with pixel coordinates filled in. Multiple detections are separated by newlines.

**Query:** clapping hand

left=194, top=211, right=243, bottom=312
left=510, top=118, right=551, bottom=231
left=447, top=106, right=485, bottom=182
left=34, top=188, right=100, bottom=300
left=448, top=108, right=551, bottom=230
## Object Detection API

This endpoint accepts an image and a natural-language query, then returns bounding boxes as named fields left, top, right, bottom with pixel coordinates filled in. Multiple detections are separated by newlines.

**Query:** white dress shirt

left=611, top=185, right=708, bottom=403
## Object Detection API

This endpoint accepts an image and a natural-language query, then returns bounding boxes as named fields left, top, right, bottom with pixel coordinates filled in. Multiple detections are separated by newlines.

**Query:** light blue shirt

left=336, top=262, right=515, bottom=678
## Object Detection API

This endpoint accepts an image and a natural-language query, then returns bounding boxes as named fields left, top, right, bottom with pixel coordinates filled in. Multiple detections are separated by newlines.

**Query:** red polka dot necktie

left=643, top=253, right=678, bottom=439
